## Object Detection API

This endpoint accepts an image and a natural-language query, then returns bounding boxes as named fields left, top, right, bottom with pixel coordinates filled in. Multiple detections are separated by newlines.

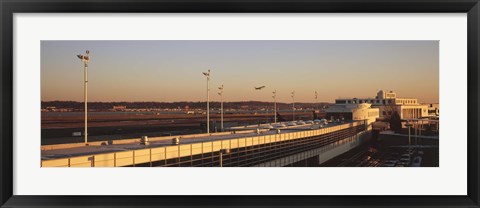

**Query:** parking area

left=320, top=133, right=439, bottom=167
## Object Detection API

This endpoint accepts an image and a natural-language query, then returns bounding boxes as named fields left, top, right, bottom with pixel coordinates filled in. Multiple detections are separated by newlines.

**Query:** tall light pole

left=291, top=91, right=295, bottom=121
left=202, top=69, right=211, bottom=134
left=218, top=85, right=224, bottom=132
left=314, top=91, right=318, bottom=110
left=77, top=50, right=90, bottom=145
left=272, top=90, right=277, bottom=123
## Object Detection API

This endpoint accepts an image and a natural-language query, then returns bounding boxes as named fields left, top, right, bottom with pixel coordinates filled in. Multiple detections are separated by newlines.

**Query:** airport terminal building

left=325, top=103, right=379, bottom=124
left=333, top=90, right=429, bottom=119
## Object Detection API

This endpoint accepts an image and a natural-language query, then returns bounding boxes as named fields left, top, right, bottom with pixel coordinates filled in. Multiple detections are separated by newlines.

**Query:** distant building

left=325, top=103, right=379, bottom=124
left=42, top=106, right=72, bottom=112
left=45, top=106, right=56, bottom=111
left=112, top=105, right=127, bottom=111
left=334, top=90, right=429, bottom=119
left=426, top=103, right=439, bottom=116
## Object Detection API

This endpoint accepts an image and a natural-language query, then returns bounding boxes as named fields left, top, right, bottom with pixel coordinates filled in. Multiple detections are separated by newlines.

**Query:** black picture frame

left=1, top=0, right=479, bottom=207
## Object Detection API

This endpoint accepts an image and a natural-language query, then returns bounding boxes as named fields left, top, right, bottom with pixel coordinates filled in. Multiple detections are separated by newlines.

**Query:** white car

left=382, top=160, right=397, bottom=167
left=276, top=123, right=287, bottom=128
left=260, top=124, right=274, bottom=129
left=320, top=119, right=328, bottom=125
left=287, top=122, right=297, bottom=126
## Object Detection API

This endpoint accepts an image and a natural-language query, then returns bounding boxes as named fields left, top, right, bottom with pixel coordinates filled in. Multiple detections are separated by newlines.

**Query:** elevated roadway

left=41, top=121, right=369, bottom=167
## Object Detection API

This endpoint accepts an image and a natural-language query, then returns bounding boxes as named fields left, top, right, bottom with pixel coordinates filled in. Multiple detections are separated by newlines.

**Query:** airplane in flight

left=254, top=86, right=266, bottom=90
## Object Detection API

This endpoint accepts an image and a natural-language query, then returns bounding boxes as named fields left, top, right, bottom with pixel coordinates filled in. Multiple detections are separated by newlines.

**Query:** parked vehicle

left=287, top=122, right=297, bottom=126
left=382, top=159, right=398, bottom=167
left=401, top=154, right=411, bottom=160
left=260, top=124, right=274, bottom=129
left=275, top=123, right=287, bottom=128
left=320, top=119, right=328, bottom=125
left=411, top=156, right=422, bottom=167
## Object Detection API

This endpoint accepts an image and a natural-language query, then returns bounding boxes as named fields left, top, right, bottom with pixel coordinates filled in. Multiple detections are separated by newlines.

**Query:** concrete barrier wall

left=317, top=130, right=370, bottom=165
left=41, top=129, right=270, bottom=151
left=42, top=121, right=366, bottom=167
left=253, top=129, right=370, bottom=167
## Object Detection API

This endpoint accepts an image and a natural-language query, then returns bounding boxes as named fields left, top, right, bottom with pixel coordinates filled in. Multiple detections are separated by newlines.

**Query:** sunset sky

left=41, top=40, right=439, bottom=103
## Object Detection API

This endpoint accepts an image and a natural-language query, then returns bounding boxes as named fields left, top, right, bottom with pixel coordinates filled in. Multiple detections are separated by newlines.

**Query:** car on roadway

left=320, top=119, right=328, bottom=125
left=275, top=123, right=287, bottom=128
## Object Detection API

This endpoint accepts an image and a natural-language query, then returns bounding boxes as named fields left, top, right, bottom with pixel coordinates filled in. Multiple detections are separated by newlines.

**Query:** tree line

left=41, top=101, right=332, bottom=110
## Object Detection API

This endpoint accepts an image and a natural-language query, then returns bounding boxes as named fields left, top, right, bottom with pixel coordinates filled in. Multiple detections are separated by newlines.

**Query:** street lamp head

left=202, top=69, right=210, bottom=78
left=77, top=51, right=90, bottom=62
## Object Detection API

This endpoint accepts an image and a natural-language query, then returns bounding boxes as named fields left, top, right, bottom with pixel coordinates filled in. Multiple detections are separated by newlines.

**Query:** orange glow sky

left=41, top=40, right=439, bottom=103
